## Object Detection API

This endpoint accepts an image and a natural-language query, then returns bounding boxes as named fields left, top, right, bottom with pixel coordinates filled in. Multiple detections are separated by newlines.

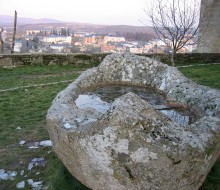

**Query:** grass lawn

left=178, top=64, right=220, bottom=90
left=0, top=65, right=90, bottom=190
left=0, top=63, right=219, bottom=190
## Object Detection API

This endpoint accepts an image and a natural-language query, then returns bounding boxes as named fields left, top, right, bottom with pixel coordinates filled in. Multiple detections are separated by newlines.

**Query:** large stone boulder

left=46, top=53, right=220, bottom=190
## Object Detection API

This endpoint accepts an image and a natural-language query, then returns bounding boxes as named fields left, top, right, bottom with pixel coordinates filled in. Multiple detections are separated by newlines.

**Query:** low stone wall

left=0, top=53, right=109, bottom=67
left=144, top=53, right=220, bottom=65
left=0, top=53, right=220, bottom=67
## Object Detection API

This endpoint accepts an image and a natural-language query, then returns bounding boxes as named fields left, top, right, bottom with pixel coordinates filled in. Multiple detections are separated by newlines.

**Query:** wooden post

left=11, top=10, right=17, bottom=54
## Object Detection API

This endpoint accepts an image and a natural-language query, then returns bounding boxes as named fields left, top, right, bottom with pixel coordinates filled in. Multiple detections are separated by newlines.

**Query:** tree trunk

left=11, top=10, right=17, bottom=54
left=171, top=51, right=176, bottom=66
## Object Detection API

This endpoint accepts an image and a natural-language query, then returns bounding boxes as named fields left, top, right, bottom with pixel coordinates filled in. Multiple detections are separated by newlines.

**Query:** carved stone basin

left=46, top=53, right=220, bottom=190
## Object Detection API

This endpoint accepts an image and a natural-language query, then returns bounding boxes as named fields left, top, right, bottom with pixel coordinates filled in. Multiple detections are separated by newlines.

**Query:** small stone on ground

left=16, top=181, right=25, bottom=189
left=19, top=140, right=26, bottom=146
left=39, top=140, right=52, bottom=147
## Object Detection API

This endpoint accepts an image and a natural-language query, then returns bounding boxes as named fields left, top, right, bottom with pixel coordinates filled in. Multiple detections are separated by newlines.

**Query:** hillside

left=0, top=15, right=156, bottom=41
left=0, top=15, right=63, bottom=25
left=20, top=23, right=156, bottom=40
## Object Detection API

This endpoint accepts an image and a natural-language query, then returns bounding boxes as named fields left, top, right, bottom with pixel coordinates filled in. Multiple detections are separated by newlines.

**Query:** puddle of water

left=160, top=109, right=190, bottom=126
left=75, top=94, right=111, bottom=113
left=75, top=85, right=197, bottom=126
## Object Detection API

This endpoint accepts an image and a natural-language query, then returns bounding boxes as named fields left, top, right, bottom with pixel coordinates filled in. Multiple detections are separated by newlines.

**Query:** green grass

left=0, top=65, right=86, bottom=90
left=200, top=161, right=220, bottom=190
left=47, top=159, right=91, bottom=190
left=178, top=64, right=220, bottom=90
left=0, top=85, right=70, bottom=190
left=0, top=65, right=91, bottom=190
left=0, top=63, right=219, bottom=190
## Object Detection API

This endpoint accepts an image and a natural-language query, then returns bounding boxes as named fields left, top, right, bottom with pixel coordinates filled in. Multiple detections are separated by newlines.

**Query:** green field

left=178, top=64, right=220, bottom=90
left=0, top=64, right=219, bottom=190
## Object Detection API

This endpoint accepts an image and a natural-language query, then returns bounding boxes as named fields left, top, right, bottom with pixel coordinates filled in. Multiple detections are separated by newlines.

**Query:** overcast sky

left=1, top=0, right=147, bottom=26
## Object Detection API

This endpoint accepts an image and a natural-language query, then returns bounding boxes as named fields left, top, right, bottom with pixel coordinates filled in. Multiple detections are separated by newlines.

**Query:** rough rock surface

left=46, top=53, right=220, bottom=190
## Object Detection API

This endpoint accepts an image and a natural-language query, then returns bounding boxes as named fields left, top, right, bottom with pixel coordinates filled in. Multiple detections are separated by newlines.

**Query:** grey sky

left=1, top=0, right=146, bottom=26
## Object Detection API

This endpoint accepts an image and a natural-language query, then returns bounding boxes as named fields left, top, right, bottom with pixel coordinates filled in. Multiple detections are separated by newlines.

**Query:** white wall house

left=130, top=47, right=144, bottom=54
left=104, top=36, right=125, bottom=44
left=49, top=44, right=70, bottom=52
left=26, top=29, right=51, bottom=35
left=43, top=35, right=72, bottom=44
left=14, top=41, right=23, bottom=52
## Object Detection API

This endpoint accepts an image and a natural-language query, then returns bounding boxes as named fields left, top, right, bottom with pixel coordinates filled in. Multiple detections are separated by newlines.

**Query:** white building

left=104, top=36, right=125, bottom=44
left=0, top=28, right=7, bottom=41
left=14, top=40, right=23, bottom=52
left=74, top=42, right=83, bottom=46
left=26, top=29, right=51, bottom=35
left=130, top=47, right=144, bottom=54
left=43, top=35, right=72, bottom=44
left=49, top=44, right=70, bottom=52
left=74, top=32, right=87, bottom=38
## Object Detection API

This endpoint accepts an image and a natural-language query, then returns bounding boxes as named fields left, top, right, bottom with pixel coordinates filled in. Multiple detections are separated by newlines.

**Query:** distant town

left=0, top=24, right=197, bottom=54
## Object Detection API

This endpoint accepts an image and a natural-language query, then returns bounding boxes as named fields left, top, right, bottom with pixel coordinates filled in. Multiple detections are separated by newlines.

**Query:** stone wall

left=0, top=53, right=220, bottom=67
left=0, top=53, right=109, bottom=67
left=146, top=53, right=220, bottom=65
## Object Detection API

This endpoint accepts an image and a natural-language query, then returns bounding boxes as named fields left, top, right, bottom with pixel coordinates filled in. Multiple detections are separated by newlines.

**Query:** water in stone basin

left=75, top=85, right=197, bottom=126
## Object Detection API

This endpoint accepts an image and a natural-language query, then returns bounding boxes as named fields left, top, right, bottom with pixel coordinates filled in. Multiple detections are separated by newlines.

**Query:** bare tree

left=0, top=27, right=3, bottom=54
left=11, top=10, right=17, bottom=54
left=144, top=0, right=205, bottom=66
